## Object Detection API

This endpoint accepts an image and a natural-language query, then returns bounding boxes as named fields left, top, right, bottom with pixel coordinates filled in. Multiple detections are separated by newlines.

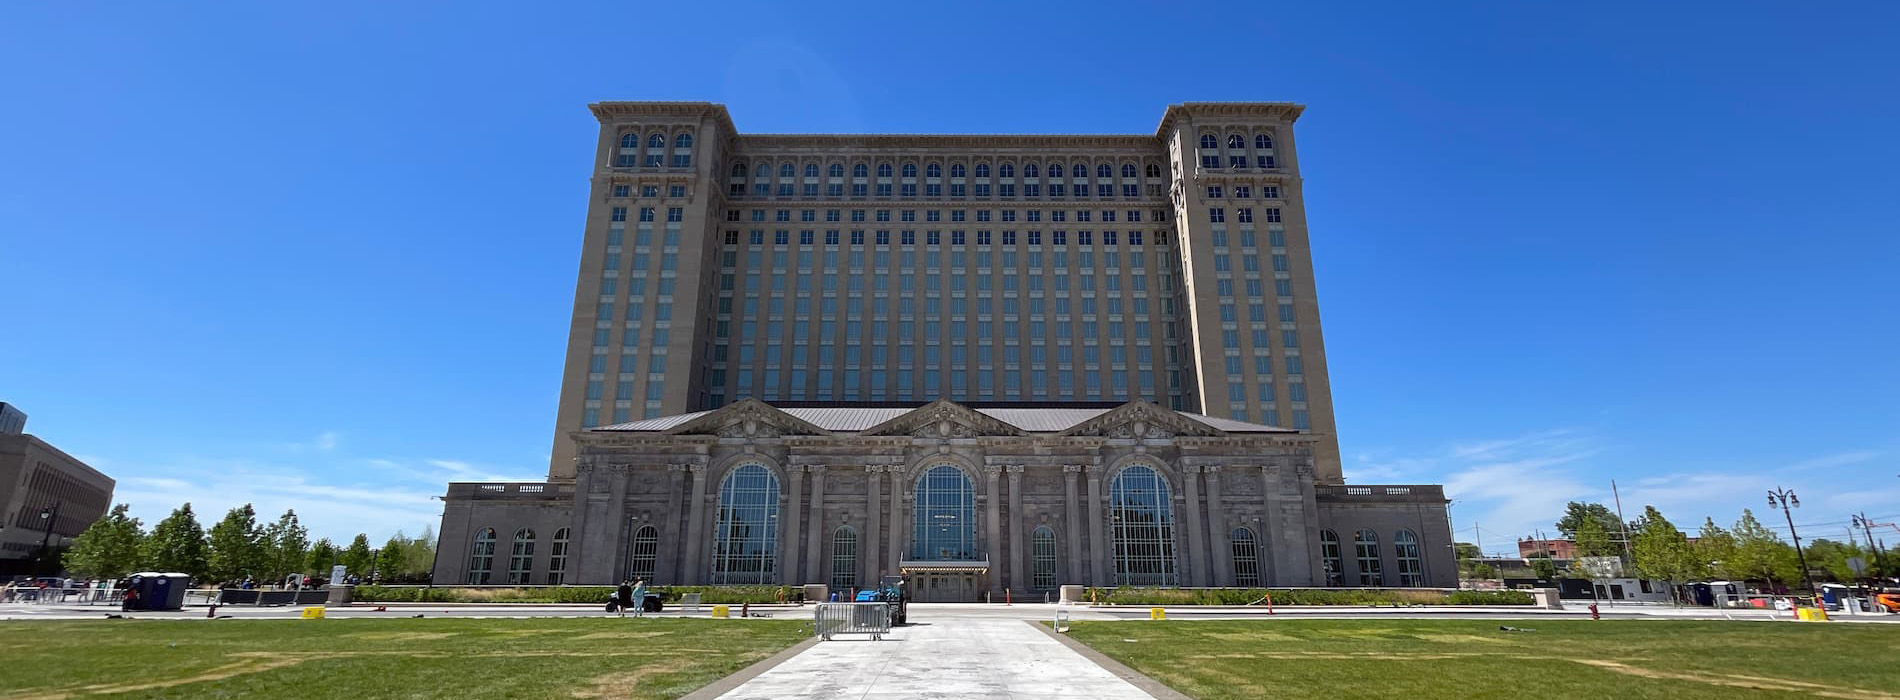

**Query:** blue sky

left=2, top=2, right=1896, bottom=551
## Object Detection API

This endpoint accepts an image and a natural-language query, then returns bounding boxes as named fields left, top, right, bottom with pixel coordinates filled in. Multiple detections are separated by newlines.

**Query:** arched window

left=912, top=465, right=977, bottom=560
left=546, top=527, right=570, bottom=585
left=645, top=133, right=664, bottom=149
left=1199, top=134, right=1217, bottom=149
left=627, top=524, right=658, bottom=581
left=1319, top=530, right=1342, bottom=586
left=1231, top=527, right=1261, bottom=587
left=779, top=163, right=794, bottom=178
left=853, top=163, right=869, bottom=178
left=926, top=163, right=942, bottom=178
left=877, top=163, right=893, bottom=178
left=804, top=163, right=819, bottom=178
left=1355, top=529, right=1383, bottom=586
left=675, top=133, right=693, bottom=149
left=999, top=163, right=1015, bottom=178
left=1097, top=164, right=1112, bottom=179
left=1031, top=526, right=1058, bottom=590
left=1110, top=465, right=1177, bottom=586
left=1227, top=134, right=1244, bottom=149
left=507, top=528, right=536, bottom=584
left=1145, top=163, right=1162, bottom=178
left=755, top=163, right=770, bottom=178
left=1048, top=163, right=1064, bottom=178
left=901, top=162, right=917, bottom=178
left=1394, top=530, right=1424, bottom=586
left=829, top=163, right=845, bottom=178
left=1256, top=134, right=1274, bottom=150
left=975, top=163, right=990, bottom=178
left=1122, top=163, right=1137, bottom=179
left=831, top=526, right=858, bottom=591
left=466, top=527, right=495, bottom=584
left=712, top=464, right=780, bottom=584
left=1024, top=163, right=1039, bottom=178
left=731, top=162, right=747, bottom=177
left=950, top=163, right=966, bottom=178
left=620, top=133, right=639, bottom=149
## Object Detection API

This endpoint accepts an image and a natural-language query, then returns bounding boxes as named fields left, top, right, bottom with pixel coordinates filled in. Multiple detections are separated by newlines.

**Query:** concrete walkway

left=713, top=617, right=1159, bottom=700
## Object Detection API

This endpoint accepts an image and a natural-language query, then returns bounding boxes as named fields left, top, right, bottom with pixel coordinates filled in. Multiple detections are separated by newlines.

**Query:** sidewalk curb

left=1026, top=620, right=1193, bottom=700
left=678, top=635, right=820, bottom=700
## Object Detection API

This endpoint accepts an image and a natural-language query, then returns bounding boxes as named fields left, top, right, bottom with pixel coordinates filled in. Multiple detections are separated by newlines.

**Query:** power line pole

left=1611, top=480, right=1635, bottom=561
left=1767, top=487, right=1816, bottom=596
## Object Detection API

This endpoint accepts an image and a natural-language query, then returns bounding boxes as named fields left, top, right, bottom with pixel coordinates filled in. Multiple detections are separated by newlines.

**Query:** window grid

left=831, top=526, right=859, bottom=591
left=1319, top=530, right=1343, bottom=586
left=1231, top=527, right=1261, bottom=587
left=546, top=528, right=570, bottom=585
left=507, top=528, right=536, bottom=584
left=1031, top=526, right=1058, bottom=589
left=466, top=528, right=495, bottom=585
left=912, top=466, right=978, bottom=560
left=626, top=524, right=659, bottom=581
left=1395, top=530, right=1424, bottom=586
left=1355, top=530, right=1383, bottom=586
left=1110, top=465, right=1177, bottom=586
left=712, top=465, right=781, bottom=584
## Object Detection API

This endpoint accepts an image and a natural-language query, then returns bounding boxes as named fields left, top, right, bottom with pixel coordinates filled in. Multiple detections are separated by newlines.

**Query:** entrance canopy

left=899, top=560, right=990, bottom=574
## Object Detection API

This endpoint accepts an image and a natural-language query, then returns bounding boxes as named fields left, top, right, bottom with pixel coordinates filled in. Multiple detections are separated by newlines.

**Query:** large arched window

left=1256, top=133, right=1274, bottom=150
left=712, top=464, right=780, bottom=584
left=901, top=162, right=917, bottom=178
left=627, top=524, right=658, bottom=581
left=675, top=132, right=693, bottom=148
left=999, top=163, right=1015, bottom=178
left=926, top=163, right=942, bottom=178
left=1110, top=465, right=1176, bottom=586
left=1231, top=527, right=1261, bottom=587
left=831, top=526, right=858, bottom=591
left=1394, top=530, right=1424, bottom=586
left=1145, top=163, right=1161, bottom=178
left=779, top=163, right=794, bottom=178
left=1355, top=529, right=1383, bottom=586
left=466, top=527, right=495, bottom=584
left=854, top=163, right=869, bottom=178
left=804, top=163, right=819, bottom=178
left=546, top=527, right=570, bottom=585
left=1097, top=164, right=1112, bottom=179
left=1048, top=163, right=1064, bottom=178
left=974, top=163, right=990, bottom=178
left=1122, top=163, right=1137, bottom=179
left=647, top=133, right=666, bottom=149
left=950, top=163, right=966, bottom=178
left=829, top=163, right=845, bottom=178
left=1227, top=134, right=1244, bottom=149
left=1024, top=163, right=1039, bottom=178
left=755, top=163, right=770, bottom=178
left=911, top=465, right=977, bottom=560
left=1199, top=134, right=1218, bottom=149
left=731, top=162, right=747, bottom=177
left=1031, top=526, right=1058, bottom=590
left=877, top=163, right=893, bottom=178
left=620, top=133, right=639, bottom=149
left=1319, top=529, right=1343, bottom=586
left=507, top=528, right=536, bottom=584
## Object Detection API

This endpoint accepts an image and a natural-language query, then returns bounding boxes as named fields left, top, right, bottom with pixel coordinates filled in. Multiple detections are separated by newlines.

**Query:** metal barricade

left=813, top=602, right=891, bottom=641
left=680, top=592, right=701, bottom=613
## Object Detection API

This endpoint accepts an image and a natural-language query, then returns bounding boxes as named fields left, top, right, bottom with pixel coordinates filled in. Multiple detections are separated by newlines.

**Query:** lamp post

left=1851, top=512, right=1887, bottom=582
left=1766, top=487, right=1816, bottom=596
left=37, top=502, right=62, bottom=575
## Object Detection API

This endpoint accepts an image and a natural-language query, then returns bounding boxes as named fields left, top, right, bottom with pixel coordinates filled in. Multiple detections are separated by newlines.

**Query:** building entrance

left=900, top=563, right=989, bottom=602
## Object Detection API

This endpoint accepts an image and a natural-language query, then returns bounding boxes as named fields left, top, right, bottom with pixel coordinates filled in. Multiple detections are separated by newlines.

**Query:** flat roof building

left=0, top=407, right=115, bottom=569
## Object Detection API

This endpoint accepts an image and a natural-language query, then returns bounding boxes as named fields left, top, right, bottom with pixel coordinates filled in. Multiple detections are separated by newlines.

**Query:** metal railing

left=812, top=602, right=891, bottom=641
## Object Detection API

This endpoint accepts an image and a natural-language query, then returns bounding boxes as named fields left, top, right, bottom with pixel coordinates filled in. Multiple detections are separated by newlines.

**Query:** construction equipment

left=1875, top=592, right=1900, bottom=614
left=853, top=574, right=910, bottom=625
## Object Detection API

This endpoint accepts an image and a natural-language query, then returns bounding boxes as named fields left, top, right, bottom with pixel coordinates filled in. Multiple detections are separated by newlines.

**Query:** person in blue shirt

left=629, top=578, right=648, bottom=618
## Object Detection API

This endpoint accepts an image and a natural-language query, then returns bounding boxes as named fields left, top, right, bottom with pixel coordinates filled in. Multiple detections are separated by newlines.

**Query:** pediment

left=1057, top=400, right=1224, bottom=439
left=858, top=399, right=1028, bottom=438
left=663, top=398, right=830, bottom=438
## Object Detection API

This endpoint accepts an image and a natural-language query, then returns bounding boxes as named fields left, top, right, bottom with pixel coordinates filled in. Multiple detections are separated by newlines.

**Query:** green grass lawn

left=1063, top=619, right=1900, bottom=700
left=0, top=617, right=806, bottom=700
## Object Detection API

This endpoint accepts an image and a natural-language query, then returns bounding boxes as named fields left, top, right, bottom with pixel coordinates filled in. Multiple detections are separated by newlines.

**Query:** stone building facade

left=433, top=399, right=1453, bottom=596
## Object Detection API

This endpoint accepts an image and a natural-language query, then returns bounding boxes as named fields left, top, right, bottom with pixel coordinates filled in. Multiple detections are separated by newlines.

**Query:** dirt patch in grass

left=343, top=631, right=460, bottom=642
left=570, top=658, right=696, bottom=700
left=1202, top=631, right=1301, bottom=643
left=1410, top=633, right=1517, bottom=644
left=575, top=631, right=673, bottom=640
left=1570, top=659, right=1900, bottom=700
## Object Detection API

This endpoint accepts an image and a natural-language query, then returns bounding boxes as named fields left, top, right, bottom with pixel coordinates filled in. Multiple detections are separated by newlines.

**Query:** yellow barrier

left=1150, top=607, right=1166, bottom=620
left=1795, top=607, right=1829, bottom=622
left=712, top=605, right=729, bottom=619
left=300, top=607, right=326, bottom=620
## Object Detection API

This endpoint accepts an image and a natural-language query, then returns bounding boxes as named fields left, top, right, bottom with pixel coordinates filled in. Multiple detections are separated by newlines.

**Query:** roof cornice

left=1155, top=102, right=1305, bottom=137
left=737, top=134, right=1160, bottom=150
left=589, top=101, right=738, bottom=137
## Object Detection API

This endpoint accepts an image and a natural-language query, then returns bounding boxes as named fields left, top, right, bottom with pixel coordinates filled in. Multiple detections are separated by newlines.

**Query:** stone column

left=782, top=466, right=805, bottom=584
left=606, top=464, right=631, bottom=581
left=1204, top=466, right=1230, bottom=586
left=864, top=465, right=883, bottom=582
left=1297, top=464, right=1323, bottom=586
left=984, top=464, right=1003, bottom=595
left=1086, top=465, right=1106, bottom=585
left=683, top=464, right=708, bottom=584
left=1063, top=466, right=1083, bottom=585
left=1007, top=465, right=1026, bottom=592
left=805, top=465, right=828, bottom=585
left=1181, top=465, right=1205, bottom=587
left=888, top=467, right=905, bottom=574
left=663, top=464, right=686, bottom=583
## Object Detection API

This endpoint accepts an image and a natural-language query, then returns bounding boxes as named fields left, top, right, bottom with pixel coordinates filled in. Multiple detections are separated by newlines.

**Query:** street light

left=1851, top=512, right=1888, bottom=581
left=36, top=502, right=61, bottom=575
left=1766, top=487, right=1816, bottom=597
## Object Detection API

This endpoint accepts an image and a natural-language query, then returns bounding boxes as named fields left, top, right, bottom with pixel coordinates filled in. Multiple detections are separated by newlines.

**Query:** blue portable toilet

left=126, top=572, right=190, bottom=611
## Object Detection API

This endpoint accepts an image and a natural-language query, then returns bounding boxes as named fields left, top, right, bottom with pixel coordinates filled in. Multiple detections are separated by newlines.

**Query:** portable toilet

left=1820, top=584, right=1849, bottom=611
left=126, top=572, right=190, bottom=611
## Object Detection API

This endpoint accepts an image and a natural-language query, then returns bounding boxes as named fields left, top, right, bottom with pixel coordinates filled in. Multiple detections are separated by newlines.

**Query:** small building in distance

left=1518, top=537, right=1577, bottom=560
left=0, top=404, right=116, bottom=575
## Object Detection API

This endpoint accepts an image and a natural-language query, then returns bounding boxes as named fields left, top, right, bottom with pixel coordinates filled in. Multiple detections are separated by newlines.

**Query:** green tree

left=207, top=504, right=267, bottom=583
left=1574, top=516, right=1619, bottom=559
left=403, top=525, right=437, bottom=578
left=63, top=504, right=145, bottom=579
left=1730, top=509, right=1799, bottom=587
left=1529, top=555, right=1558, bottom=580
left=142, top=503, right=209, bottom=580
left=1556, top=502, right=1625, bottom=541
left=1696, top=517, right=1738, bottom=580
left=375, top=532, right=409, bottom=580
left=260, top=509, right=309, bottom=581
left=306, top=538, right=339, bottom=576
left=1804, top=539, right=1865, bottom=583
left=340, top=533, right=374, bottom=577
left=1631, top=506, right=1697, bottom=602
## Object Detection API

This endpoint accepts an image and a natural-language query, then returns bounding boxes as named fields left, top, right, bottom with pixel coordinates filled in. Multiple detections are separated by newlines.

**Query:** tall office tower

left=549, top=103, right=1340, bottom=481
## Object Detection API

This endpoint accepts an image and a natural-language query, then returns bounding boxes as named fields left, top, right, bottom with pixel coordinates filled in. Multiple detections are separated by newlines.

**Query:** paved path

left=714, top=617, right=1157, bottom=700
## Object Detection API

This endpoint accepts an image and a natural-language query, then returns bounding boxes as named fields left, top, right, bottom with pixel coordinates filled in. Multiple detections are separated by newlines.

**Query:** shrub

left=1078, top=587, right=1534, bottom=606
left=351, top=584, right=798, bottom=605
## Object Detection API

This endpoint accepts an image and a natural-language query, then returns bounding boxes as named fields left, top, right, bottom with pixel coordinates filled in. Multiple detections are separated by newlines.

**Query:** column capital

left=1181, top=465, right=1203, bottom=474
left=1203, top=465, right=1222, bottom=473
left=864, top=464, right=885, bottom=474
left=807, top=465, right=827, bottom=475
left=1063, top=464, right=1084, bottom=473
left=668, top=463, right=689, bottom=472
left=1006, top=464, right=1025, bottom=474
left=984, top=464, right=1003, bottom=478
left=1085, top=465, right=1105, bottom=476
left=688, top=464, right=707, bottom=475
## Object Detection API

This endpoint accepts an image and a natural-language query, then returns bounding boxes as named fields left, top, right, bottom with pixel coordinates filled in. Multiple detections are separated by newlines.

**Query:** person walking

left=614, top=580, right=633, bottom=618
left=630, top=578, right=648, bottom=618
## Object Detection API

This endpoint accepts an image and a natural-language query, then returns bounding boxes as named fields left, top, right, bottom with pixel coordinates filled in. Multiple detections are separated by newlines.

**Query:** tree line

left=61, top=502, right=437, bottom=585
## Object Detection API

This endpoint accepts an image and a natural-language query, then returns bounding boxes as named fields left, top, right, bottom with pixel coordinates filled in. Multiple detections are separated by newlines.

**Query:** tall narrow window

left=546, top=527, right=570, bottom=585
left=712, top=464, right=781, bottom=584
left=1395, top=530, right=1424, bottom=586
left=506, top=528, right=536, bottom=584
left=466, top=528, right=495, bottom=584
left=627, top=524, right=658, bottom=581
left=1319, top=529, right=1342, bottom=586
left=831, top=526, right=858, bottom=591
left=1031, top=526, right=1058, bottom=590
left=1231, top=527, right=1261, bottom=587
left=1355, top=529, right=1383, bottom=586
left=912, top=466, right=977, bottom=560
left=1110, top=465, right=1177, bottom=586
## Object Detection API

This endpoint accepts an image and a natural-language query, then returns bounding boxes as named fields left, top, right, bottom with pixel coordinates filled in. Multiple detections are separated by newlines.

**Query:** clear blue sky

left=3, top=2, right=1895, bottom=552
